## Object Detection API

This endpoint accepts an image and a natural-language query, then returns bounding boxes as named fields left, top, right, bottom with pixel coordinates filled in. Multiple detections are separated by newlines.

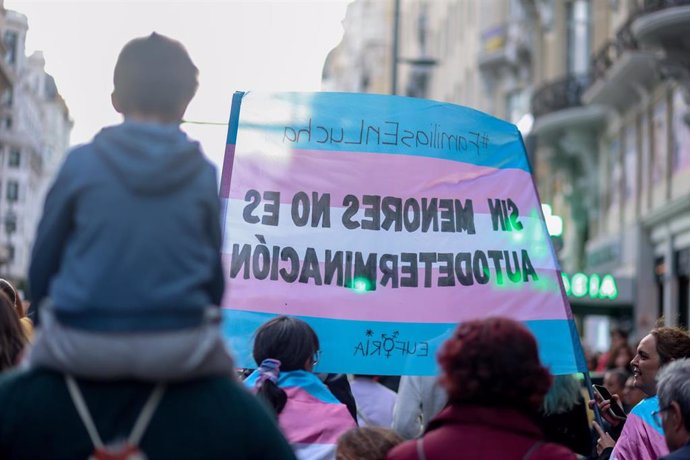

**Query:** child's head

left=112, top=32, right=198, bottom=123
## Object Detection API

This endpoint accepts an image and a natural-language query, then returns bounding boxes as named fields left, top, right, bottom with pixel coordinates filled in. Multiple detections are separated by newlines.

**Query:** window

left=3, top=117, right=12, bottom=130
left=672, top=88, right=690, bottom=174
left=624, top=125, right=637, bottom=201
left=608, top=136, right=621, bottom=213
left=6, top=181, right=18, bottom=202
left=8, top=148, right=20, bottom=168
left=0, top=89, right=12, bottom=107
left=566, top=0, right=591, bottom=75
left=506, top=90, right=528, bottom=124
left=652, top=98, right=668, bottom=185
left=3, top=31, right=18, bottom=66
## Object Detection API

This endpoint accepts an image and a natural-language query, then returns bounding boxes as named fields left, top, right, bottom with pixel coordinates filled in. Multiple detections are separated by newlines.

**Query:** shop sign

left=561, top=272, right=618, bottom=300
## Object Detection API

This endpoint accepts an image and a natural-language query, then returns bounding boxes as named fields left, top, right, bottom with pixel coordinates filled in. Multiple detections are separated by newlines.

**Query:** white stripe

left=221, top=200, right=558, bottom=270
left=292, top=442, right=337, bottom=460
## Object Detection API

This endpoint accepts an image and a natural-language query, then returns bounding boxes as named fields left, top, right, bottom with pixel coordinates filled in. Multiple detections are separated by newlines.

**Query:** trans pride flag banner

left=220, top=92, right=587, bottom=376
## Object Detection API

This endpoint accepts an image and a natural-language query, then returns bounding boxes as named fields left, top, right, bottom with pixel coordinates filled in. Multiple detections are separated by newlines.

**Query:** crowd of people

left=1, top=31, right=690, bottom=460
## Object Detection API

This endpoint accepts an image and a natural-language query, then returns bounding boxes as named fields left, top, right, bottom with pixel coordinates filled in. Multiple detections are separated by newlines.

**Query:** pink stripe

left=279, top=387, right=356, bottom=444
left=224, top=148, right=539, bottom=213
left=221, top=254, right=567, bottom=322
left=219, top=144, right=235, bottom=198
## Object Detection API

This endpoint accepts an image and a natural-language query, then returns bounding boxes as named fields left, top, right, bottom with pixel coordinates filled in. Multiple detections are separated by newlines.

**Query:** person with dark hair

left=0, top=279, right=32, bottom=341
left=336, top=427, right=403, bottom=460
left=621, top=375, right=645, bottom=412
left=245, top=316, right=356, bottom=460
left=603, top=369, right=632, bottom=412
left=0, top=368, right=297, bottom=459
left=656, top=358, right=690, bottom=459
left=597, top=328, right=630, bottom=372
left=0, top=291, right=26, bottom=372
left=611, top=344, right=635, bottom=371
left=537, top=375, right=592, bottom=456
left=26, top=32, right=233, bottom=381
left=387, top=317, right=576, bottom=460
left=592, top=326, right=690, bottom=460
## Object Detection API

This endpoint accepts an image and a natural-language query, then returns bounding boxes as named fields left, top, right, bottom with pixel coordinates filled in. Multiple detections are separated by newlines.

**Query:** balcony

left=632, top=0, right=690, bottom=49
left=583, top=19, right=657, bottom=112
left=632, top=0, right=690, bottom=83
left=530, top=74, right=606, bottom=139
left=478, top=21, right=530, bottom=77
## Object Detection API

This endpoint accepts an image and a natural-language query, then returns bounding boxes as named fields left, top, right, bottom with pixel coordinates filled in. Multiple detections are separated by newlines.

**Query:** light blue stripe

left=245, top=369, right=341, bottom=404
left=630, top=396, right=664, bottom=436
left=222, top=310, right=586, bottom=376
left=225, top=91, right=244, bottom=145
left=230, top=92, right=530, bottom=172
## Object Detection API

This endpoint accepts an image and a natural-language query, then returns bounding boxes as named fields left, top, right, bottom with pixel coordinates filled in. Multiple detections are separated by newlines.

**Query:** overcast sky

left=5, top=0, right=350, bottom=170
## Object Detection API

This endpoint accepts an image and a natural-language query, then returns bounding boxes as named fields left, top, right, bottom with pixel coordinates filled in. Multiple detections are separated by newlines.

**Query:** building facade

left=324, top=0, right=690, bottom=347
left=0, top=3, right=72, bottom=290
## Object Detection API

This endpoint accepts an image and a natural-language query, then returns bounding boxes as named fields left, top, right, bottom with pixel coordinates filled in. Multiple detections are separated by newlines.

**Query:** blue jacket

left=29, top=121, right=224, bottom=332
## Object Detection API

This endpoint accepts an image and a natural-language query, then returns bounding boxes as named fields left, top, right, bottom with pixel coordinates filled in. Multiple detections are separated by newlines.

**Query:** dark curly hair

left=438, top=317, right=552, bottom=414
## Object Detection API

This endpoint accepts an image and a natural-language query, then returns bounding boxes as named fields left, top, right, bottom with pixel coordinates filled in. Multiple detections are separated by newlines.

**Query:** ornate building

left=0, top=2, right=72, bottom=290
left=324, top=0, right=690, bottom=345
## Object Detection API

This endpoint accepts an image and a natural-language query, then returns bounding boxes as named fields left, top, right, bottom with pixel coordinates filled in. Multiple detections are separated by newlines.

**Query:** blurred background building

left=0, top=0, right=72, bottom=292
left=323, top=0, right=690, bottom=352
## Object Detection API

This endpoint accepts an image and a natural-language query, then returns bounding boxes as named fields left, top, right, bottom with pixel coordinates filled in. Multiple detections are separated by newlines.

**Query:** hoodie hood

left=93, top=121, right=206, bottom=195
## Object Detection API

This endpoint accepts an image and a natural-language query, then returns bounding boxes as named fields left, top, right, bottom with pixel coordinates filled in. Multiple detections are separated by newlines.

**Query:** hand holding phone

left=592, top=384, right=627, bottom=420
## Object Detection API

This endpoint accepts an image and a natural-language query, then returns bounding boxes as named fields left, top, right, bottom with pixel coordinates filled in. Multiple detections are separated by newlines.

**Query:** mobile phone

left=592, top=384, right=627, bottom=418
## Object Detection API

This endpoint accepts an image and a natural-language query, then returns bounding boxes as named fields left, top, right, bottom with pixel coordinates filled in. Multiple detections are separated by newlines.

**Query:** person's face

left=661, top=401, right=688, bottom=452
left=603, top=372, right=625, bottom=397
left=622, top=376, right=645, bottom=408
left=630, top=334, right=662, bottom=396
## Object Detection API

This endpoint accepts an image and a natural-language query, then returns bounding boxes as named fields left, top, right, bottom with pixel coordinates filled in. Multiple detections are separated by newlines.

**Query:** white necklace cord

left=65, top=374, right=166, bottom=449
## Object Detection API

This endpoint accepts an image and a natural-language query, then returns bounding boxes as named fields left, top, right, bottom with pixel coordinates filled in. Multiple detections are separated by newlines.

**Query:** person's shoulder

left=0, top=368, right=61, bottom=406
left=0, top=367, right=60, bottom=389
left=629, top=395, right=658, bottom=416
left=661, top=443, right=690, bottom=459
left=534, top=442, right=578, bottom=460
left=179, top=377, right=268, bottom=414
left=58, top=142, right=100, bottom=174
left=385, top=438, right=420, bottom=460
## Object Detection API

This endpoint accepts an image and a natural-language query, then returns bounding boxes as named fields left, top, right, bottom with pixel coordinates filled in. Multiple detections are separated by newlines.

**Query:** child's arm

left=28, top=155, right=77, bottom=310
left=207, top=168, right=225, bottom=306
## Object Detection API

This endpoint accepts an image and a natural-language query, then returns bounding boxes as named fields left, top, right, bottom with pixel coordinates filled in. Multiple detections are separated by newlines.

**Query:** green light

left=571, top=272, right=588, bottom=298
left=561, top=272, right=571, bottom=296
left=561, top=272, right=619, bottom=301
left=351, top=277, right=372, bottom=294
left=599, top=274, right=618, bottom=300
left=588, top=274, right=601, bottom=298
